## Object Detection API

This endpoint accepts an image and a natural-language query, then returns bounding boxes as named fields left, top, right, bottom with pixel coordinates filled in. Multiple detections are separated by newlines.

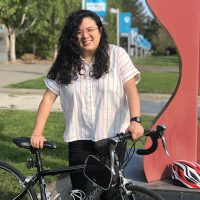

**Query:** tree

left=151, top=27, right=176, bottom=55
left=0, top=0, right=38, bottom=62
left=17, top=0, right=80, bottom=60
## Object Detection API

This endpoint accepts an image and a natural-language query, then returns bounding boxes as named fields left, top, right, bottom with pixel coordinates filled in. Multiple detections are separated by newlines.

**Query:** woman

left=31, top=9, right=144, bottom=199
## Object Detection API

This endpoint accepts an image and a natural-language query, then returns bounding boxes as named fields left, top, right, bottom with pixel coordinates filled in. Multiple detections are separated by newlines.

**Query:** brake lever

left=156, top=124, right=170, bottom=156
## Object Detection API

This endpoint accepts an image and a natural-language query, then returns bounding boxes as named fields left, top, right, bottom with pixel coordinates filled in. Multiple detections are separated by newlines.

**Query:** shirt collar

left=80, top=56, right=95, bottom=65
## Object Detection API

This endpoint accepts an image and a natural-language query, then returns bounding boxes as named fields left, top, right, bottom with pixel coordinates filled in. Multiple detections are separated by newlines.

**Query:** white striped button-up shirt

left=45, top=44, right=140, bottom=142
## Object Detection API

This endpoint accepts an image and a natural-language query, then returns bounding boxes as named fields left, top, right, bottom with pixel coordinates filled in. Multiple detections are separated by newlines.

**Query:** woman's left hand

left=126, top=121, right=144, bottom=140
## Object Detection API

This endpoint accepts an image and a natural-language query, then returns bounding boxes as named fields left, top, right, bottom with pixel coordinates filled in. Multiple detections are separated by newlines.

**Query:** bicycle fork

left=118, top=171, right=135, bottom=200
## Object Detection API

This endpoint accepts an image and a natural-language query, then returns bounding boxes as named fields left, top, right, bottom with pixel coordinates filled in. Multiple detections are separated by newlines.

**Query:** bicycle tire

left=121, top=183, right=165, bottom=200
left=0, top=160, right=37, bottom=200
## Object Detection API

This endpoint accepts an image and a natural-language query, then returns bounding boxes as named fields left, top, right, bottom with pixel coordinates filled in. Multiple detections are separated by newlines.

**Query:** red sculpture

left=144, top=0, right=200, bottom=182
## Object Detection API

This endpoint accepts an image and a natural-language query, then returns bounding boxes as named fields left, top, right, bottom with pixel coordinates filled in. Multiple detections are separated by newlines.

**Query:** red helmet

left=172, top=160, right=200, bottom=189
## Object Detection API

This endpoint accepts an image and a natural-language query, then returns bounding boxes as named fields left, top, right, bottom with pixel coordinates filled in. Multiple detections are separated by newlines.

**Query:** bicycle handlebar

left=133, top=125, right=168, bottom=156
left=137, top=124, right=169, bottom=156
left=94, top=124, right=169, bottom=176
left=95, top=124, right=169, bottom=157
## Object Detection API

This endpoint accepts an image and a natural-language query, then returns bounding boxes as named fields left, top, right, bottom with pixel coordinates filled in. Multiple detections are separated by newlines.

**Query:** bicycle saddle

left=13, top=137, right=57, bottom=150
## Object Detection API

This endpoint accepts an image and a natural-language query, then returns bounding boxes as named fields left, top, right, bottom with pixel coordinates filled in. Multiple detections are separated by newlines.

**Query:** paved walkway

left=0, top=87, right=172, bottom=115
left=0, top=62, right=50, bottom=87
left=0, top=63, right=176, bottom=115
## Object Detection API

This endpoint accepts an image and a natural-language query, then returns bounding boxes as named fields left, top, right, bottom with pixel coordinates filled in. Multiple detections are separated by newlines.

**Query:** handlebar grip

left=136, top=130, right=159, bottom=155
left=137, top=125, right=169, bottom=156
left=118, top=132, right=132, bottom=140
left=136, top=140, right=158, bottom=155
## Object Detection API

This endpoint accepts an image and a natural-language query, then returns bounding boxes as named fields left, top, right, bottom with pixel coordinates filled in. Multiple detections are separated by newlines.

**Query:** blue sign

left=142, top=38, right=152, bottom=49
left=86, top=0, right=107, bottom=17
left=119, top=12, right=131, bottom=33
left=131, top=27, right=138, bottom=35
left=130, top=27, right=138, bottom=45
left=136, top=34, right=151, bottom=49
left=136, top=34, right=144, bottom=47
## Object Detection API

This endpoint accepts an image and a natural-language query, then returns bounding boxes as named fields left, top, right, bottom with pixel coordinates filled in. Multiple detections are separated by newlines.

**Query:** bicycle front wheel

left=0, top=161, right=37, bottom=200
left=121, top=183, right=165, bottom=200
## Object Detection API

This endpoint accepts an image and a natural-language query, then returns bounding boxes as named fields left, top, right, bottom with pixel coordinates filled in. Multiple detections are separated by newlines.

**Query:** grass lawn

left=133, top=55, right=180, bottom=67
left=7, top=76, right=46, bottom=89
left=0, top=110, right=155, bottom=175
left=0, top=110, right=66, bottom=170
left=138, top=72, right=179, bottom=93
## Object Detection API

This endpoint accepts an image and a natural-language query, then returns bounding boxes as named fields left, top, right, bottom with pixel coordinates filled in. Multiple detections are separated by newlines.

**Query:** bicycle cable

left=122, top=135, right=145, bottom=170
left=122, top=141, right=136, bottom=170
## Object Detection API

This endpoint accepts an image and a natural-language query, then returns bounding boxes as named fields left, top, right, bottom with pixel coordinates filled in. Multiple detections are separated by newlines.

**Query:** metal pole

left=128, top=34, right=131, bottom=55
left=82, top=0, right=85, bottom=9
left=110, top=8, right=120, bottom=46
left=117, top=9, right=120, bottom=46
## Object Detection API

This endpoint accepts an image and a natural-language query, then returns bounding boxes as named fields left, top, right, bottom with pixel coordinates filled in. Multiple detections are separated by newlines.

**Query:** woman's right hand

left=30, top=134, right=46, bottom=149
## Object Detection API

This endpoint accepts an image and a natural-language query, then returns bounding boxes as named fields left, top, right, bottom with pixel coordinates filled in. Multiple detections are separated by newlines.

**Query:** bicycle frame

left=14, top=147, right=85, bottom=200
left=14, top=141, right=124, bottom=200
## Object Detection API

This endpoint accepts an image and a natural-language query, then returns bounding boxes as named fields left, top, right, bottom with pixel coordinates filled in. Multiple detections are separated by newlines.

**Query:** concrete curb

left=0, top=87, right=45, bottom=95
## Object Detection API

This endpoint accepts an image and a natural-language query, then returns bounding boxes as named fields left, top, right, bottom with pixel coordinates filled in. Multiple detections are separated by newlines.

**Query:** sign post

left=82, top=0, right=86, bottom=9
left=119, top=12, right=131, bottom=54
left=110, top=8, right=120, bottom=46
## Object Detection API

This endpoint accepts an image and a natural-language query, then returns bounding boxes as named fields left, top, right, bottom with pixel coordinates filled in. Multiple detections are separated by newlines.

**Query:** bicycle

left=0, top=124, right=169, bottom=200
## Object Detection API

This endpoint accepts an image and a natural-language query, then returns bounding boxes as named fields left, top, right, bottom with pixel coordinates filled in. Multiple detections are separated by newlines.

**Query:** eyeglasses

left=77, top=27, right=99, bottom=37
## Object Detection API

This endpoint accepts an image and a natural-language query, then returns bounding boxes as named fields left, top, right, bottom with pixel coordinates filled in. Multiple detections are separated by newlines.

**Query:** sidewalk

left=0, top=63, right=50, bottom=87
left=0, top=63, right=175, bottom=115
left=0, top=87, right=171, bottom=116
left=0, top=88, right=62, bottom=112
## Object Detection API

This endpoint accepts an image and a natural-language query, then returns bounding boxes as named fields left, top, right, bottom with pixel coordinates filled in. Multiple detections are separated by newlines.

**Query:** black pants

left=69, top=140, right=126, bottom=200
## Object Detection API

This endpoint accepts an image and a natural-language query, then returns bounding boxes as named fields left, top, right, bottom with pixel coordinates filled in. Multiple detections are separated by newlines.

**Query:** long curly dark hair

left=47, top=9, right=109, bottom=84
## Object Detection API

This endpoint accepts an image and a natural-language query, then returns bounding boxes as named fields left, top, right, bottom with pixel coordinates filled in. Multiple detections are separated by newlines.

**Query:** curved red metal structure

left=144, top=0, right=200, bottom=182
